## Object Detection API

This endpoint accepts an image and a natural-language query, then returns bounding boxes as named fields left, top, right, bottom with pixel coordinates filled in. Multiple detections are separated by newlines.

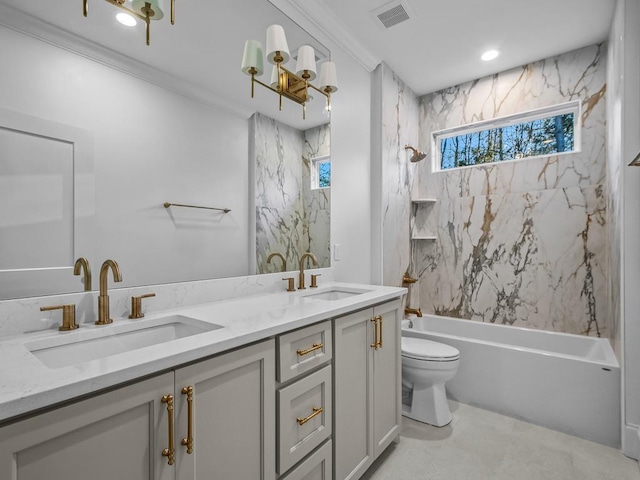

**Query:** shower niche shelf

left=411, top=198, right=437, bottom=205
left=410, top=196, right=437, bottom=241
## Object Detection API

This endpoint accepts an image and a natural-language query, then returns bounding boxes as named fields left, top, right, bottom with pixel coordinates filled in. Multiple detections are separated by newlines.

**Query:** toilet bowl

left=401, top=336, right=460, bottom=427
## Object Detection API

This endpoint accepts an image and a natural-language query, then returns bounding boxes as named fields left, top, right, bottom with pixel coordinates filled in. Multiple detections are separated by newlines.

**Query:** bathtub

left=402, top=314, right=620, bottom=447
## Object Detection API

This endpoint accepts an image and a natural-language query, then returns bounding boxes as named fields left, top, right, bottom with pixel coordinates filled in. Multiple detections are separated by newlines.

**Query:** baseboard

left=622, top=424, right=640, bottom=460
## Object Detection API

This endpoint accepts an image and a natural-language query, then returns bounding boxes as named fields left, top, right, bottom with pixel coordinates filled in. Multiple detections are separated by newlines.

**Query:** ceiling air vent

left=371, top=1, right=414, bottom=30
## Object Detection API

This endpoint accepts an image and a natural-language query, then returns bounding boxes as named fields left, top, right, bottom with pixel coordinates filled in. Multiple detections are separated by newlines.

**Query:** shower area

left=374, top=41, right=612, bottom=342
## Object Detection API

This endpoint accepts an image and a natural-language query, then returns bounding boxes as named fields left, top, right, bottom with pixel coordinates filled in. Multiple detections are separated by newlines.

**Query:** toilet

left=401, top=336, right=460, bottom=427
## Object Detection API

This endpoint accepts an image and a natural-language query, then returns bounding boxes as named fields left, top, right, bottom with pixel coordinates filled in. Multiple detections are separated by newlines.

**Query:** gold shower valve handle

left=129, top=293, right=156, bottom=319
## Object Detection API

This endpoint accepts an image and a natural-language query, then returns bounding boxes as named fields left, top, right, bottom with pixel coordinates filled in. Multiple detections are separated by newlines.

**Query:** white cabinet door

left=0, top=372, right=175, bottom=480
left=372, top=300, right=402, bottom=457
left=333, top=308, right=375, bottom=480
left=333, top=300, right=402, bottom=480
left=174, top=339, right=276, bottom=480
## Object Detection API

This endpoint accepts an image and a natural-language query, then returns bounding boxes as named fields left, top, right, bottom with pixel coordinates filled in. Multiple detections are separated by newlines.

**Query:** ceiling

left=285, top=0, right=616, bottom=95
left=0, top=0, right=617, bottom=127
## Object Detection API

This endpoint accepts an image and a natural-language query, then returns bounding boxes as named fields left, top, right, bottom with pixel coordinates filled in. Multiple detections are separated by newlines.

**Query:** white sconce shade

left=319, top=61, right=338, bottom=93
left=266, top=24, right=290, bottom=64
left=131, top=0, right=165, bottom=20
left=295, top=45, right=317, bottom=81
left=241, top=40, right=264, bottom=76
left=270, top=65, right=280, bottom=89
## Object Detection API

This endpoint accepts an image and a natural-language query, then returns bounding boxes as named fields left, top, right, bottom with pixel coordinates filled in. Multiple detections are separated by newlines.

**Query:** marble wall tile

left=412, top=43, right=610, bottom=338
left=254, top=114, right=331, bottom=274
left=606, top=22, right=623, bottom=355
left=303, top=124, right=331, bottom=267
left=254, top=113, right=305, bottom=274
left=378, top=64, right=420, bottom=289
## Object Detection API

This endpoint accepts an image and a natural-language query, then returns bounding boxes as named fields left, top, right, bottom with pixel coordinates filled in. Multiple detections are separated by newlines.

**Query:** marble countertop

left=0, top=282, right=405, bottom=424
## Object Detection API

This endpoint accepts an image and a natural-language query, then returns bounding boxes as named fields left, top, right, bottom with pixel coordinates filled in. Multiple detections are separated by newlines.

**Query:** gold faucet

left=96, top=259, right=122, bottom=325
left=267, top=252, right=287, bottom=272
left=405, top=307, right=423, bottom=317
left=298, top=252, right=318, bottom=290
left=73, top=257, right=92, bottom=291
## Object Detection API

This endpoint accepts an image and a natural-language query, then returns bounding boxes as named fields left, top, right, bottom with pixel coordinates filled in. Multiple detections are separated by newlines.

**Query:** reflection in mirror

left=0, top=0, right=330, bottom=299
left=252, top=113, right=330, bottom=274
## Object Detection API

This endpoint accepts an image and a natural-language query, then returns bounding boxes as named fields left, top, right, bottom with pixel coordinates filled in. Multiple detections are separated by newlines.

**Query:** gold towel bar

left=164, top=202, right=231, bottom=213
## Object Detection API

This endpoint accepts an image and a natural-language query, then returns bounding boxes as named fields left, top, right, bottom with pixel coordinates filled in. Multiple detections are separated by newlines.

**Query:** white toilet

left=401, top=336, right=460, bottom=427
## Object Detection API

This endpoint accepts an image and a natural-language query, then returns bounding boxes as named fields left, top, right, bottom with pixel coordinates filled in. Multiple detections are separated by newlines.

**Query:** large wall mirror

left=0, top=0, right=331, bottom=300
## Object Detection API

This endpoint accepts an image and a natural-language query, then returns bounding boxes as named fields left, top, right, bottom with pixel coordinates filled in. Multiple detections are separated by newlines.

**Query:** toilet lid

left=401, top=337, right=460, bottom=361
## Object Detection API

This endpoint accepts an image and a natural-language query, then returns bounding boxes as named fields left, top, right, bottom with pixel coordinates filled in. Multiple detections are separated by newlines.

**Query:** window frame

left=311, top=155, right=331, bottom=190
left=431, top=100, right=582, bottom=172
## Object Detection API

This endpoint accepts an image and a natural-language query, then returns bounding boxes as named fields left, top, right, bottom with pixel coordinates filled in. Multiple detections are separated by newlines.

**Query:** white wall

left=613, top=0, right=640, bottom=460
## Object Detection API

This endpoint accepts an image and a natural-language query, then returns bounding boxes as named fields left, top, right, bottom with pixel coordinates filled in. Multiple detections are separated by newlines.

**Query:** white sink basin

left=303, top=287, right=371, bottom=301
left=25, top=315, right=222, bottom=369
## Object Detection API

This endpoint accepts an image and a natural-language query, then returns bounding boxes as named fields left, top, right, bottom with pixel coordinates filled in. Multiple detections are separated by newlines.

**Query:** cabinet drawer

left=278, top=320, right=332, bottom=383
left=280, top=440, right=332, bottom=480
left=278, top=365, right=332, bottom=473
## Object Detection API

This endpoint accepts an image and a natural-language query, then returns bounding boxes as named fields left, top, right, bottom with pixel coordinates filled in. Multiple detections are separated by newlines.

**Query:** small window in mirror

left=311, top=156, right=331, bottom=189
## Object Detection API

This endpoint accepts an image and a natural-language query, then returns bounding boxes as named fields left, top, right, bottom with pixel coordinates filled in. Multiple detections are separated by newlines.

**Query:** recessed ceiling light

left=481, top=49, right=500, bottom=61
left=116, top=12, right=137, bottom=27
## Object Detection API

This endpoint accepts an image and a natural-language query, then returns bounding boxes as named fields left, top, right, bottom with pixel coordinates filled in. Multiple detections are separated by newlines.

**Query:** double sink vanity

left=0, top=281, right=406, bottom=480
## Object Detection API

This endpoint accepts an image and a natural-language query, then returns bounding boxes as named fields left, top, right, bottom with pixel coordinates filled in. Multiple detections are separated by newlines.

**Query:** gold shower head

left=404, top=145, right=426, bottom=163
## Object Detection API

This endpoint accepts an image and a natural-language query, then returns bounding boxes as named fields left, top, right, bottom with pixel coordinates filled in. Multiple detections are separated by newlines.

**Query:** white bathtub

left=402, top=314, right=620, bottom=447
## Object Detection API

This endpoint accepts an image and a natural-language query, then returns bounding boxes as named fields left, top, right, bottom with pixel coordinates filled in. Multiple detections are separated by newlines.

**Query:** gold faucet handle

left=40, top=304, right=78, bottom=331
left=310, top=274, right=321, bottom=288
left=129, top=293, right=156, bottom=319
left=282, top=278, right=295, bottom=292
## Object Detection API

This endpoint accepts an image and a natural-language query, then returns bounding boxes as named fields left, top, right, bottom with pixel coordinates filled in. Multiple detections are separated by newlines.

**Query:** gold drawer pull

left=181, top=385, right=194, bottom=454
left=370, top=316, right=380, bottom=349
left=297, top=342, right=323, bottom=357
left=297, top=406, right=324, bottom=426
left=161, top=394, right=175, bottom=465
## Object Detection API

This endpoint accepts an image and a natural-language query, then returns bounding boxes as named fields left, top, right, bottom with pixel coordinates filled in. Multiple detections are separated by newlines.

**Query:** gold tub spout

left=405, top=307, right=422, bottom=317
left=402, top=273, right=417, bottom=284
left=96, top=259, right=123, bottom=325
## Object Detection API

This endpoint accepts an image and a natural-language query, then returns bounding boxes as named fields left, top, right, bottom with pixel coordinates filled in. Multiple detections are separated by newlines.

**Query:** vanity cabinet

left=0, top=339, right=275, bottom=480
left=333, top=300, right=402, bottom=480
left=276, top=320, right=333, bottom=478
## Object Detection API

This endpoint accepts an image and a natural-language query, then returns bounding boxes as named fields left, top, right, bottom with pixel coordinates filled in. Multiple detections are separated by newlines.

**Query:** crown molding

left=269, top=0, right=380, bottom=72
left=0, top=3, right=252, bottom=120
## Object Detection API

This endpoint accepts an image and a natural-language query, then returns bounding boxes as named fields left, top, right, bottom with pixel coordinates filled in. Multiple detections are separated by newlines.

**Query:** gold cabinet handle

left=297, top=406, right=324, bottom=426
left=370, top=316, right=379, bottom=349
left=297, top=342, right=323, bottom=356
left=181, top=386, right=194, bottom=454
left=378, top=315, right=383, bottom=349
left=161, top=394, right=175, bottom=465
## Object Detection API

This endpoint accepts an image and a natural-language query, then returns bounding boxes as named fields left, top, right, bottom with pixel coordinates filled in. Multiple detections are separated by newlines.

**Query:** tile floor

left=362, top=401, right=640, bottom=480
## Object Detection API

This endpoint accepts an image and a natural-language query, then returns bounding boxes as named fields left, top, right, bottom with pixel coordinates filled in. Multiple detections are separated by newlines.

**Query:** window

left=434, top=102, right=580, bottom=171
left=311, top=156, right=331, bottom=189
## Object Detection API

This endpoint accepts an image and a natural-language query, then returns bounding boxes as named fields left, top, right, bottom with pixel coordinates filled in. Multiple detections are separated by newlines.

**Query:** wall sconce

left=83, top=0, right=176, bottom=46
left=241, top=25, right=338, bottom=119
